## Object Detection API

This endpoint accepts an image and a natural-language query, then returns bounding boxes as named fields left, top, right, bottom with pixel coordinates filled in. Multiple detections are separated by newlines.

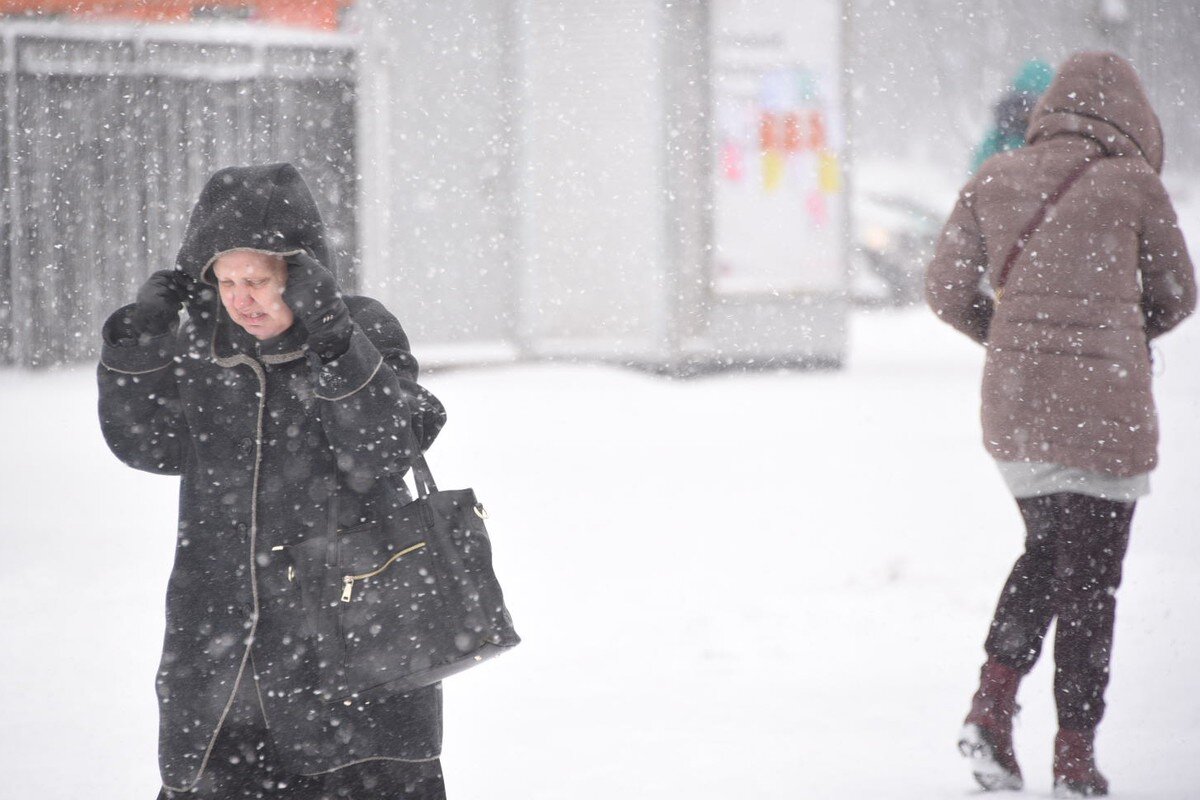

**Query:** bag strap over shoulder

left=995, top=157, right=1099, bottom=301
left=411, top=453, right=438, bottom=499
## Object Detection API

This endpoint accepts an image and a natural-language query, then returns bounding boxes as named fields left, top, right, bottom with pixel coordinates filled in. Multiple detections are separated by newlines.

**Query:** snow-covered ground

left=1, top=303, right=1197, bottom=799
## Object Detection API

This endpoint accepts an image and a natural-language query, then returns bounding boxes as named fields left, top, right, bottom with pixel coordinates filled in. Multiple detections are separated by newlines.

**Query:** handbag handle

left=410, top=453, right=438, bottom=499
left=995, top=157, right=1098, bottom=301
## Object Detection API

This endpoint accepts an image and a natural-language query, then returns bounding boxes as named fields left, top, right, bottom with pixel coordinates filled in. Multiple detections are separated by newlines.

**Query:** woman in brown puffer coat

left=926, top=52, right=1195, bottom=797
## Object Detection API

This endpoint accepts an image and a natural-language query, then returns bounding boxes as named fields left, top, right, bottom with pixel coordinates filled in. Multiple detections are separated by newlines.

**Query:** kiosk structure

left=356, top=0, right=849, bottom=372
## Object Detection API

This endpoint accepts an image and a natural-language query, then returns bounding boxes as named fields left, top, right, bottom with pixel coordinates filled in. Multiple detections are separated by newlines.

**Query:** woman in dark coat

left=927, top=53, right=1195, bottom=796
left=98, top=163, right=449, bottom=798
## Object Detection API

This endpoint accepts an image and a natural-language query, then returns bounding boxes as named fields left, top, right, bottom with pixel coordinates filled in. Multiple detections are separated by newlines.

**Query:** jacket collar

left=210, top=303, right=306, bottom=367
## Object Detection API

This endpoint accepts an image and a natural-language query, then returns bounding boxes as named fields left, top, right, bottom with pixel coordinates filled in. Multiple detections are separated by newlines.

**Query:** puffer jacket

left=98, top=163, right=448, bottom=790
left=926, top=52, right=1195, bottom=475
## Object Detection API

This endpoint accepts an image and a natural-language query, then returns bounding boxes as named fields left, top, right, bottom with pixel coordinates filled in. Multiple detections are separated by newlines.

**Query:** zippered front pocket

left=340, top=541, right=427, bottom=602
left=333, top=520, right=448, bottom=696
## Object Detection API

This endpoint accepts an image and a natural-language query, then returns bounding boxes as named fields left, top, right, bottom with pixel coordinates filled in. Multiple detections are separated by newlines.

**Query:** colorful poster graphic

left=711, top=0, right=844, bottom=295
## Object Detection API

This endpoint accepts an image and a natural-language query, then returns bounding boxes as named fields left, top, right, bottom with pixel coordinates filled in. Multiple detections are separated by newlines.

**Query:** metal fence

left=0, top=21, right=357, bottom=366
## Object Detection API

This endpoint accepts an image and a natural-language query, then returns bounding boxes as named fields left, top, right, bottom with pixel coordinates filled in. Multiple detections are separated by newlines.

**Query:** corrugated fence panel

left=0, top=35, right=13, bottom=360
left=0, top=22, right=358, bottom=366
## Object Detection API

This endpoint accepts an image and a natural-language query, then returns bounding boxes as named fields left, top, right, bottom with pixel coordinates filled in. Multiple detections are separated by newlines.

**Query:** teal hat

left=1013, top=59, right=1054, bottom=94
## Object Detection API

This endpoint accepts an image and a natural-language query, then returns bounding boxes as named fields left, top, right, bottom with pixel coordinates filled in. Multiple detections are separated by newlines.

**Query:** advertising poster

left=711, top=0, right=845, bottom=295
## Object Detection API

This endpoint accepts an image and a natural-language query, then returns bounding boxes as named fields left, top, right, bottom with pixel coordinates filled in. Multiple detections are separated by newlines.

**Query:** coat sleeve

left=1139, top=176, right=1196, bottom=340
left=96, top=304, right=187, bottom=476
left=309, top=297, right=447, bottom=487
left=925, top=185, right=994, bottom=344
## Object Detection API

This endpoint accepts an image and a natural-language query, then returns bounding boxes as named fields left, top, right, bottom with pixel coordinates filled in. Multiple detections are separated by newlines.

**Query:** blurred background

left=1, top=3, right=1199, bottom=798
left=1, top=0, right=1196, bottom=370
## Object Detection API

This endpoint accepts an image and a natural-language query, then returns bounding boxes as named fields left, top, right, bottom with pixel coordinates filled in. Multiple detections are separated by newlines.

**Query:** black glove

left=132, top=269, right=189, bottom=336
left=283, top=252, right=352, bottom=362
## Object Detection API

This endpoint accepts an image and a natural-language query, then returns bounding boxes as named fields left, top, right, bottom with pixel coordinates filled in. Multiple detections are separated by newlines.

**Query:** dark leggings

left=985, top=492, right=1134, bottom=731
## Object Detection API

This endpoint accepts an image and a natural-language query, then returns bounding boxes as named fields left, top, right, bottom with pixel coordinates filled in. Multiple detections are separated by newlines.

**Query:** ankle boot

left=958, top=658, right=1023, bottom=791
left=1053, top=728, right=1108, bottom=797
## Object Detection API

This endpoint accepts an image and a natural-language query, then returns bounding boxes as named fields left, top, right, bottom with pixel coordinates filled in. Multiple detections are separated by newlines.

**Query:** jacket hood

left=176, top=162, right=332, bottom=283
left=1027, top=52, right=1164, bottom=172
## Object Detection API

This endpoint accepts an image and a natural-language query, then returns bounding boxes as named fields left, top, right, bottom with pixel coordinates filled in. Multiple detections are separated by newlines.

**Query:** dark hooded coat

left=97, top=164, right=448, bottom=791
left=926, top=52, right=1195, bottom=476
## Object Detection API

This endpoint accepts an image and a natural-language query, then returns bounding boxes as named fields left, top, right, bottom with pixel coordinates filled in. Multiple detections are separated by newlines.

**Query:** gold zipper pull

left=287, top=565, right=295, bottom=582
left=338, top=543, right=426, bottom=604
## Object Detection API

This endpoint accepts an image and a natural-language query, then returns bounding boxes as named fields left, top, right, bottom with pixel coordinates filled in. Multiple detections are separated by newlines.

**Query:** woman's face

left=212, top=251, right=295, bottom=340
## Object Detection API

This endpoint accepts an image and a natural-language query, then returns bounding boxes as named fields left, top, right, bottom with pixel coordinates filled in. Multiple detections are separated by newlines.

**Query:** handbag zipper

left=341, top=542, right=428, bottom=602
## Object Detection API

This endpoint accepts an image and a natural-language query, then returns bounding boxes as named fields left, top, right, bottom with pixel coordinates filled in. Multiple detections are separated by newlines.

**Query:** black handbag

left=294, top=454, right=520, bottom=699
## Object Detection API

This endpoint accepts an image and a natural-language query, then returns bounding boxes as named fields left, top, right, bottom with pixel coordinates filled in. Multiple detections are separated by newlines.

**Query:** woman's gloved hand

left=283, top=252, right=352, bottom=362
left=132, top=269, right=190, bottom=336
